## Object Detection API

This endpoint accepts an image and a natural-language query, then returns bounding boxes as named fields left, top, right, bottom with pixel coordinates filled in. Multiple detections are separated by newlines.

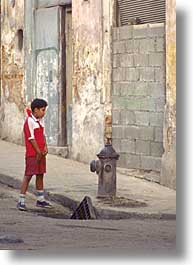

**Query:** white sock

left=37, top=190, right=45, bottom=202
left=19, top=194, right=25, bottom=204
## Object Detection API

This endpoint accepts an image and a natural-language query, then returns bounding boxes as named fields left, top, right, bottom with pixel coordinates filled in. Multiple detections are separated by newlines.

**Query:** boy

left=17, top=98, right=52, bottom=211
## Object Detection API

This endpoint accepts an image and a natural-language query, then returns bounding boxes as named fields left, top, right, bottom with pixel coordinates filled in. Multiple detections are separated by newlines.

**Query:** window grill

left=117, top=0, right=166, bottom=25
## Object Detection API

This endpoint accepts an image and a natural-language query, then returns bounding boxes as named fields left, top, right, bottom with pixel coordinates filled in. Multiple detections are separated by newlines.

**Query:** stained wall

left=0, top=1, right=25, bottom=144
left=160, top=0, right=176, bottom=189
left=71, top=0, right=115, bottom=162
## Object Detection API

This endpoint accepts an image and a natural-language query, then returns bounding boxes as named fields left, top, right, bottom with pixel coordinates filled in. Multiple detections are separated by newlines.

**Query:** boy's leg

left=20, top=175, right=33, bottom=194
left=17, top=175, right=32, bottom=211
left=36, top=174, right=52, bottom=208
left=36, top=174, right=44, bottom=201
left=36, top=174, right=44, bottom=191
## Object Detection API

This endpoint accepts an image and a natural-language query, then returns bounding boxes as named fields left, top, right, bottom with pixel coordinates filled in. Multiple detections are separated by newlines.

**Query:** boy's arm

left=43, top=135, right=48, bottom=156
left=30, top=139, right=42, bottom=161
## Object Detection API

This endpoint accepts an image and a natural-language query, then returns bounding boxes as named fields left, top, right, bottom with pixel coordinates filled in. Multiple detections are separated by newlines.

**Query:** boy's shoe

left=36, top=200, right=52, bottom=208
left=17, top=202, right=27, bottom=211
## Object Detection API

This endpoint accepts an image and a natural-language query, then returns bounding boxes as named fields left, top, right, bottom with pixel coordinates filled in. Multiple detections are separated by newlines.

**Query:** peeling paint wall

left=0, top=0, right=25, bottom=144
left=71, top=0, right=115, bottom=162
left=0, top=3, right=1, bottom=103
left=160, top=0, right=176, bottom=189
left=24, top=0, right=37, bottom=104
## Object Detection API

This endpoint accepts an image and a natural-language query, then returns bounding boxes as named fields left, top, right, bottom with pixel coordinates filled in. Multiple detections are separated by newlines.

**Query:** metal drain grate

left=70, top=196, right=97, bottom=220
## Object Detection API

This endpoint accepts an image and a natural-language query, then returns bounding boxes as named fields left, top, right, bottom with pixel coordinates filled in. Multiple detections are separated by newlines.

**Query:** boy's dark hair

left=31, top=98, right=48, bottom=112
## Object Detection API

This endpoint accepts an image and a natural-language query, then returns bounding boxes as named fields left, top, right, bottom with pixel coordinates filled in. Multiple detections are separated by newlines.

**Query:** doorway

left=35, top=5, right=72, bottom=146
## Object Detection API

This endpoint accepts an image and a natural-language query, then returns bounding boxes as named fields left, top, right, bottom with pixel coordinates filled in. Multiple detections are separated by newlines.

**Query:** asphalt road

left=0, top=182, right=176, bottom=253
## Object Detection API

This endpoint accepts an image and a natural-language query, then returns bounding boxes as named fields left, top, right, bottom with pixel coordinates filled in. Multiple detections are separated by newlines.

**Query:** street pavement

left=0, top=139, right=176, bottom=220
left=0, top=182, right=176, bottom=251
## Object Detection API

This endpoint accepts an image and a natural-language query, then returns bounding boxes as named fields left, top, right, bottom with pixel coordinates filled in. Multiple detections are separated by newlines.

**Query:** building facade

left=0, top=0, right=176, bottom=189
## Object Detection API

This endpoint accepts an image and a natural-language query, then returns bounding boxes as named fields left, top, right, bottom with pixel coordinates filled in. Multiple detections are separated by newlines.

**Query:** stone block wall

left=112, top=23, right=165, bottom=173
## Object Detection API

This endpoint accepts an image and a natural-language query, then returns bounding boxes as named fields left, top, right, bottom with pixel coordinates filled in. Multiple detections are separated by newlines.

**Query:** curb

left=0, top=174, right=176, bottom=220
left=46, top=191, right=176, bottom=220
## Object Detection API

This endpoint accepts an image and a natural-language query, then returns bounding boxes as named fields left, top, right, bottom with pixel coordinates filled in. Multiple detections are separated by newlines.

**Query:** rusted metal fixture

left=70, top=196, right=96, bottom=220
left=90, top=144, right=119, bottom=198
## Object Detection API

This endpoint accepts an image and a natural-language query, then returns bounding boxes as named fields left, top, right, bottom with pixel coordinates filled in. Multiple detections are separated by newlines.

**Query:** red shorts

left=25, top=156, right=46, bottom=176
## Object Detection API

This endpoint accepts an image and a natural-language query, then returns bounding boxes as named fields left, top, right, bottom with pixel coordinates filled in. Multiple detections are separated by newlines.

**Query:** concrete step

left=48, top=146, right=69, bottom=158
left=117, top=167, right=160, bottom=184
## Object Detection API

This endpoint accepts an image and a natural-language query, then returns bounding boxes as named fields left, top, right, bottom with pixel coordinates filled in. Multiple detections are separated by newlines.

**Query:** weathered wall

left=112, top=23, right=165, bottom=173
left=160, top=0, right=176, bottom=189
left=0, top=1, right=25, bottom=144
left=71, top=0, right=115, bottom=162
left=0, top=3, right=1, bottom=103
left=24, top=0, right=37, bottom=104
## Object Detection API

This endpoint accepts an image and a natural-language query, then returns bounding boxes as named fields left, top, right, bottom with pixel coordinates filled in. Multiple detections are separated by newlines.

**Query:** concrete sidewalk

left=0, top=140, right=176, bottom=219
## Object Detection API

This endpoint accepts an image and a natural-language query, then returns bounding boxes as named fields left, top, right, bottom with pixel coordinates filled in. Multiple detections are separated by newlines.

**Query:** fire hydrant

left=90, top=144, right=119, bottom=198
